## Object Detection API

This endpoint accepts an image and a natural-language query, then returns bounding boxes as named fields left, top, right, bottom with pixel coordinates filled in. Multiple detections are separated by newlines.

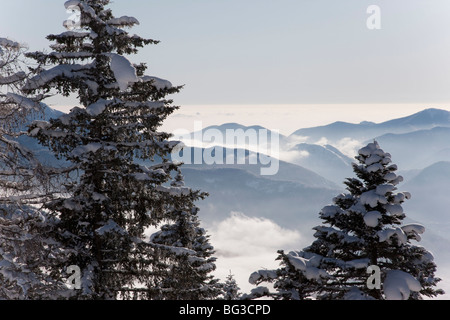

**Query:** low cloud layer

left=207, top=212, right=305, bottom=294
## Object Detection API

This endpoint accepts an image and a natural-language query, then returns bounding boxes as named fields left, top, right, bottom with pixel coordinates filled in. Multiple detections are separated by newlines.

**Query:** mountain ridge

left=290, top=108, right=450, bottom=144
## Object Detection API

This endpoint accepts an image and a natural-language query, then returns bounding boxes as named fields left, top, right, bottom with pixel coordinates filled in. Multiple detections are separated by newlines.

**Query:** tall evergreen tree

left=23, top=0, right=208, bottom=299
left=250, top=141, right=443, bottom=300
left=150, top=170, right=220, bottom=300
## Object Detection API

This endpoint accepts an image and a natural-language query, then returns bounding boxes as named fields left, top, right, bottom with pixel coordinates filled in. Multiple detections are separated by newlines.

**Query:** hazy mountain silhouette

left=290, top=108, right=450, bottom=144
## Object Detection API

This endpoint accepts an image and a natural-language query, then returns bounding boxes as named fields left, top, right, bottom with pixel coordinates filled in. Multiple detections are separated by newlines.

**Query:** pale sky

left=1, top=0, right=450, bottom=132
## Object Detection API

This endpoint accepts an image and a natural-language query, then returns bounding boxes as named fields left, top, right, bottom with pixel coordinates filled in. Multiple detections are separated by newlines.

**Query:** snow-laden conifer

left=250, top=141, right=443, bottom=300
left=221, top=271, right=241, bottom=300
left=23, top=0, right=210, bottom=299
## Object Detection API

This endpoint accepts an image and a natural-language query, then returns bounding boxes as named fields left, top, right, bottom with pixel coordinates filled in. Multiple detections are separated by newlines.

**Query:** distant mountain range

left=286, top=143, right=353, bottom=184
left=181, top=108, right=450, bottom=246
left=374, top=127, right=450, bottom=170
left=403, top=161, right=450, bottom=228
left=177, top=146, right=337, bottom=189
left=182, top=166, right=338, bottom=231
left=290, top=108, right=450, bottom=144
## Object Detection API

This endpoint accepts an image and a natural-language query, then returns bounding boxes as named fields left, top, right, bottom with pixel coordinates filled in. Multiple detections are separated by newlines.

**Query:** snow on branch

left=141, top=76, right=173, bottom=90
left=95, top=219, right=127, bottom=236
left=5, top=93, right=41, bottom=112
left=384, top=270, right=421, bottom=300
left=23, top=63, right=95, bottom=91
left=0, top=72, right=26, bottom=85
left=0, top=38, right=21, bottom=52
left=107, top=16, right=140, bottom=27
left=104, top=53, right=138, bottom=91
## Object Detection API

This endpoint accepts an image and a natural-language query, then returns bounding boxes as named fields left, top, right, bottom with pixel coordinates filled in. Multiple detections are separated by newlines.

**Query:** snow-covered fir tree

left=250, top=141, right=444, bottom=300
left=22, top=0, right=210, bottom=299
left=150, top=170, right=220, bottom=300
left=221, top=271, right=241, bottom=300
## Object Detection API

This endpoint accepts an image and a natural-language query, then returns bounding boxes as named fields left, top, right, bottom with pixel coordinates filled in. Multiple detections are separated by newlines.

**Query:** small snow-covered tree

left=249, top=250, right=320, bottom=300
left=23, top=0, right=211, bottom=299
left=251, top=141, right=443, bottom=300
left=150, top=171, right=221, bottom=300
left=222, top=271, right=241, bottom=300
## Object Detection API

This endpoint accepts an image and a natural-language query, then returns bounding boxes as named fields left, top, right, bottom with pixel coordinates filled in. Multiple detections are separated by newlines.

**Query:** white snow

left=5, top=93, right=40, bottom=111
left=55, top=31, right=90, bottom=39
left=345, top=258, right=370, bottom=269
left=358, top=145, right=373, bottom=157
left=85, top=80, right=99, bottom=94
left=314, top=226, right=360, bottom=244
left=86, top=99, right=110, bottom=116
left=320, top=205, right=342, bottom=218
left=23, top=64, right=93, bottom=91
left=0, top=38, right=20, bottom=51
left=390, top=175, right=404, bottom=186
left=104, top=53, right=138, bottom=91
left=392, top=193, right=405, bottom=204
left=383, top=270, right=421, bottom=300
left=141, top=75, right=173, bottom=90
left=365, top=154, right=382, bottom=165
left=377, top=227, right=407, bottom=245
left=58, top=114, right=73, bottom=126
left=384, top=172, right=397, bottom=181
left=373, top=148, right=387, bottom=157
left=375, top=184, right=395, bottom=196
left=358, top=142, right=384, bottom=157
left=0, top=72, right=26, bottom=85
left=29, top=120, right=51, bottom=136
left=156, top=185, right=191, bottom=197
left=366, top=163, right=383, bottom=173
left=287, top=252, right=327, bottom=280
left=248, top=286, right=270, bottom=297
left=401, top=224, right=425, bottom=241
left=360, top=189, right=388, bottom=208
left=64, top=0, right=81, bottom=9
left=248, top=270, right=277, bottom=285
left=71, top=143, right=102, bottom=157
left=95, top=219, right=126, bottom=235
left=384, top=204, right=404, bottom=217
left=364, top=211, right=382, bottom=227
left=107, top=16, right=140, bottom=27
left=150, top=242, right=196, bottom=257
left=401, top=224, right=425, bottom=235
